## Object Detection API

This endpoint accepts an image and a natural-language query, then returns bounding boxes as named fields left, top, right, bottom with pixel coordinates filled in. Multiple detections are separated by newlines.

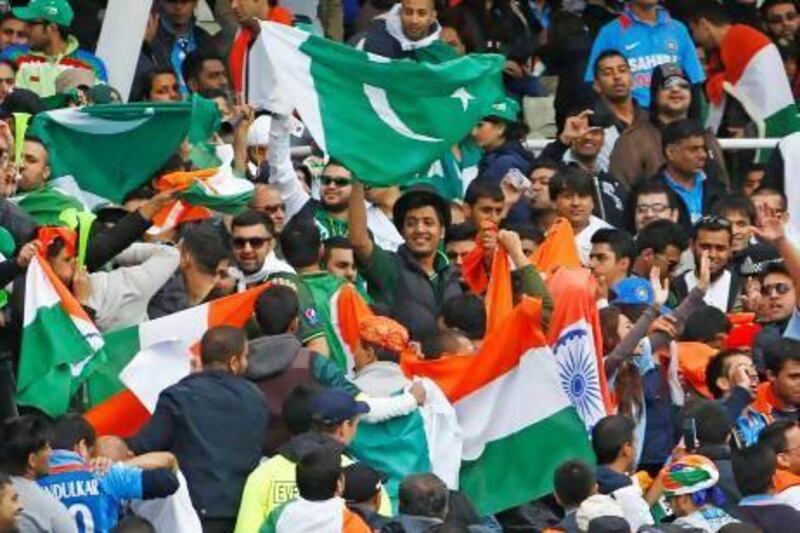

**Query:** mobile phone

left=682, top=418, right=698, bottom=452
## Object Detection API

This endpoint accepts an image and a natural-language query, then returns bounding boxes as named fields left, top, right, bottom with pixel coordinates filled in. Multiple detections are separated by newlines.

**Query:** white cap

left=575, top=494, right=626, bottom=532
left=247, top=114, right=272, bottom=147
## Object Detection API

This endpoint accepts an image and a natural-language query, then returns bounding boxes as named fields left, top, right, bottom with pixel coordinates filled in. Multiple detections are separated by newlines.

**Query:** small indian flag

left=17, top=256, right=105, bottom=416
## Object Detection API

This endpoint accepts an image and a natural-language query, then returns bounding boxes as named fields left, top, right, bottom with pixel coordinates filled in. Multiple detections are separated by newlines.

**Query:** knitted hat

left=663, top=454, right=720, bottom=496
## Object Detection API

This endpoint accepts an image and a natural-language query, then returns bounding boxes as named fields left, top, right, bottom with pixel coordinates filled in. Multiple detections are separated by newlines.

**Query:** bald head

left=95, top=436, right=133, bottom=461
left=250, top=183, right=286, bottom=233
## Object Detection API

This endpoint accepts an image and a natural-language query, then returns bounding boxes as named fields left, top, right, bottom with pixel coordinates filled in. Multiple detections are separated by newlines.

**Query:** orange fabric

left=775, top=469, right=800, bottom=493
left=37, top=226, right=77, bottom=258
left=725, top=313, right=762, bottom=350
left=154, top=168, right=218, bottom=192
left=229, top=10, right=293, bottom=97
left=754, top=381, right=788, bottom=417
left=546, top=268, right=612, bottom=413
left=529, top=217, right=581, bottom=276
left=268, top=6, right=293, bottom=25
left=151, top=201, right=212, bottom=231
left=85, top=390, right=150, bottom=438
left=402, top=297, right=545, bottom=402
left=336, top=283, right=375, bottom=355
left=676, top=342, right=718, bottom=399
left=461, top=242, right=488, bottom=294
left=359, top=315, right=409, bottom=353
left=342, top=507, right=371, bottom=533
left=485, top=247, right=513, bottom=334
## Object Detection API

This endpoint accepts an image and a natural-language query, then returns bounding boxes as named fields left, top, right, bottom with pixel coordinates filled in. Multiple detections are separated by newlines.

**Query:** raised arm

left=348, top=180, right=374, bottom=264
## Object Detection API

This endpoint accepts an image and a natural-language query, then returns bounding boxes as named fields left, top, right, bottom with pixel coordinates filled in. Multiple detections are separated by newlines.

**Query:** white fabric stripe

left=328, top=288, right=355, bottom=378
left=45, top=107, right=152, bottom=134
left=138, top=303, right=209, bottom=353
left=258, top=23, right=327, bottom=151
left=275, top=497, right=345, bottom=532
left=733, top=44, right=794, bottom=120
left=419, top=377, right=463, bottom=489
left=455, top=347, right=572, bottom=461
left=778, top=133, right=800, bottom=244
left=23, top=258, right=60, bottom=327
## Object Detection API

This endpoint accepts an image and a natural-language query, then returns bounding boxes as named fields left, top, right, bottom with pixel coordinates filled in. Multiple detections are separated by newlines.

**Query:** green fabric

left=405, top=138, right=482, bottom=200
left=15, top=185, right=84, bottom=226
left=313, top=208, right=348, bottom=241
left=310, top=354, right=360, bottom=395
left=84, top=325, right=140, bottom=407
left=487, top=96, right=520, bottom=121
left=0, top=226, right=16, bottom=257
left=13, top=0, right=74, bottom=26
left=361, top=246, right=450, bottom=310
left=258, top=500, right=288, bottom=533
left=518, top=264, right=553, bottom=329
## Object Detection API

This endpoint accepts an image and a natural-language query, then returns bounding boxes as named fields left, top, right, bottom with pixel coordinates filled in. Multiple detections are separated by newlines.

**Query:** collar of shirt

left=623, top=5, right=669, bottom=26
left=664, top=170, right=706, bottom=192
left=739, top=494, right=780, bottom=506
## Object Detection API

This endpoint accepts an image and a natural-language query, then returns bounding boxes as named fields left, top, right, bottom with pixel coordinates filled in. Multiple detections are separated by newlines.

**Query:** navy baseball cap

left=610, top=277, right=654, bottom=306
left=343, top=463, right=386, bottom=503
left=309, top=389, right=370, bottom=425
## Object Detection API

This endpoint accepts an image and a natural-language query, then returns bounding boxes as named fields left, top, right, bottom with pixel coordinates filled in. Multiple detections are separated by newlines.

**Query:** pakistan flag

left=250, top=22, right=505, bottom=184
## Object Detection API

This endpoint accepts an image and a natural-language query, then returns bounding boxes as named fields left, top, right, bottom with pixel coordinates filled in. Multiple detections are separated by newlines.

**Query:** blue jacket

left=477, top=140, right=535, bottom=184
left=584, top=7, right=705, bottom=107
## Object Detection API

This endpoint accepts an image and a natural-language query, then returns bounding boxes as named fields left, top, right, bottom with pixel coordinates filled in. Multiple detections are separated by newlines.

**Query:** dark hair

left=199, top=326, right=246, bottom=366
left=764, top=338, right=800, bottom=375
left=323, top=236, right=353, bottom=264
left=182, top=222, right=231, bottom=275
left=283, top=383, right=324, bottom=436
left=635, top=219, right=689, bottom=255
left=398, top=473, right=449, bottom=519
left=593, top=49, right=627, bottom=79
left=231, top=209, right=275, bottom=235
left=45, top=236, right=68, bottom=260
left=762, top=0, right=799, bottom=17
left=181, top=49, right=225, bottom=85
left=687, top=0, right=733, bottom=25
left=255, top=285, right=299, bottom=336
left=553, top=459, right=595, bottom=508
left=590, top=229, right=635, bottom=265
left=279, top=217, right=321, bottom=269
left=0, top=58, right=16, bottom=74
left=758, top=419, right=796, bottom=455
left=139, top=67, right=177, bottom=102
left=712, top=194, right=757, bottom=224
left=481, top=115, right=528, bottom=141
left=123, top=187, right=155, bottom=204
left=661, top=118, right=706, bottom=154
left=549, top=166, right=594, bottom=200
left=464, top=178, right=505, bottom=206
left=440, top=294, right=486, bottom=340
left=421, top=329, right=470, bottom=359
left=706, top=349, right=751, bottom=398
left=591, top=415, right=635, bottom=465
left=51, top=413, right=96, bottom=451
left=0, top=415, right=53, bottom=476
left=445, top=222, right=477, bottom=244
left=687, top=400, right=732, bottom=446
left=530, top=157, right=563, bottom=175
left=694, top=215, right=733, bottom=241
left=296, top=447, right=342, bottom=501
left=733, top=443, right=776, bottom=496
left=681, top=305, right=731, bottom=342
left=501, top=221, right=545, bottom=244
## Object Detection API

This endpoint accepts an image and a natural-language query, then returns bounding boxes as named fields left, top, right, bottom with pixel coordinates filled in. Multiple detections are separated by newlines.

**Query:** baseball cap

left=343, top=463, right=385, bottom=503
left=587, top=516, right=631, bottom=533
left=13, top=0, right=74, bottom=27
left=309, top=389, right=370, bottom=425
left=486, top=96, right=520, bottom=122
left=610, top=277, right=654, bottom=306
left=654, top=63, right=689, bottom=89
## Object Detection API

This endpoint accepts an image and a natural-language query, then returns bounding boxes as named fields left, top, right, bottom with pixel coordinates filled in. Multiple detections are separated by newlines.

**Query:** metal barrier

left=523, top=137, right=780, bottom=151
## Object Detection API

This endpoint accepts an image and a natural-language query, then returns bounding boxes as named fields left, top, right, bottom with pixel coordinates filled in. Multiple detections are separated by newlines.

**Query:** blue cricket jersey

left=37, top=450, right=144, bottom=533
left=584, top=6, right=705, bottom=107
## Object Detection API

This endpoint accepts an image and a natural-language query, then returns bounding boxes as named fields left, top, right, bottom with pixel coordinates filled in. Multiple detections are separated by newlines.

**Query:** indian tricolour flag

left=402, top=297, right=594, bottom=515
left=706, top=24, right=800, bottom=157
left=17, top=256, right=105, bottom=416
left=248, top=22, right=505, bottom=185
left=84, top=286, right=267, bottom=437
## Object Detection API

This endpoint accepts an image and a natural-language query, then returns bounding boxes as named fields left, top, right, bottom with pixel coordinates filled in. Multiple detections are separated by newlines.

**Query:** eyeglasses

left=636, top=202, right=670, bottom=215
left=253, top=203, right=285, bottom=215
left=761, top=282, right=793, bottom=297
left=232, top=236, right=272, bottom=249
left=663, top=78, right=690, bottom=91
left=321, top=176, right=352, bottom=187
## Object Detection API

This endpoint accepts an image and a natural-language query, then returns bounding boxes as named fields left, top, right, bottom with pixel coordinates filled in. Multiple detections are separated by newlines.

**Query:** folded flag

left=17, top=255, right=105, bottom=416
left=84, top=286, right=267, bottom=437
left=530, top=217, right=582, bottom=276
left=248, top=22, right=505, bottom=184
left=30, top=96, right=220, bottom=203
left=402, top=297, right=593, bottom=515
left=13, top=184, right=85, bottom=226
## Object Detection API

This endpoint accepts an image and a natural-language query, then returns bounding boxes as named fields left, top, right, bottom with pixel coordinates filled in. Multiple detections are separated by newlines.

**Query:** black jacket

left=127, top=370, right=268, bottom=519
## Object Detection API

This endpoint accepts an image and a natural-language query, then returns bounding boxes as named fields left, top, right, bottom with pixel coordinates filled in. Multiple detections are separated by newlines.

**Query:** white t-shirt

left=575, top=215, right=613, bottom=266
left=684, top=269, right=733, bottom=312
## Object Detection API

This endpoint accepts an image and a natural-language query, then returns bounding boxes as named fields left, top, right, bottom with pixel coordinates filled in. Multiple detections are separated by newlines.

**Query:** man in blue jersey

left=37, top=414, right=179, bottom=533
left=585, top=0, right=705, bottom=108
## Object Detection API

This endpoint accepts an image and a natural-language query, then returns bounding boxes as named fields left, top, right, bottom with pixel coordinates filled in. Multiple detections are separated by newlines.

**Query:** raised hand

left=650, top=266, right=670, bottom=307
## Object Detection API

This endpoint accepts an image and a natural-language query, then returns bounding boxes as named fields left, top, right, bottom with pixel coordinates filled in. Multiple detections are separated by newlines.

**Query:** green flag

left=14, top=184, right=84, bottom=226
left=31, top=96, right=220, bottom=203
left=250, top=22, right=505, bottom=184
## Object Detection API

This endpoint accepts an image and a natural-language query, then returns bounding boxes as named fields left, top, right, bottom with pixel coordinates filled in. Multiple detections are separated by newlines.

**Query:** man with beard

left=349, top=181, right=462, bottom=341
left=230, top=209, right=293, bottom=291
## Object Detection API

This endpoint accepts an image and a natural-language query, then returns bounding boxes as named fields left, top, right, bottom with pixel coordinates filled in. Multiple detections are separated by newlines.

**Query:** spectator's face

left=0, top=483, right=21, bottom=531
left=742, top=169, right=764, bottom=197
left=521, top=238, right=537, bottom=257
left=400, top=0, right=436, bottom=41
left=0, top=63, right=14, bottom=103
left=320, top=164, right=353, bottom=212
left=777, top=425, right=800, bottom=475
left=635, top=193, right=677, bottom=232
left=231, top=0, right=269, bottom=22
left=589, top=243, right=627, bottom=286
left=26, top=20, right=49, bottom=52
left=656, top=78, right=691, bottom=118
left=632, top=0, right=659, bottom=8
left=774, top=359, right=800, bottom=407
left=693, top=229, right=732, bottom=277
left=760, top=272, right=796, bottom=323
left=440, top=26, right=465, bottom=55
left=753, top=193, right=788, bottom=227
left=689, top=19, right=716, bottom=52
left=250, top=186, right=286, bottom=233
left=232, top=224, right=274, bottom=275
left=653, top=244, right=683, bottom=279
left=719, top=209, right=752, bottom=253
left=193, top=59, right=228, bottom=93
left=402, top=205, right=444, bottom=257
left=784, top=56, right=798, bottom=82
left=571, top=128, right=604, bottom=160
left=766, top=2, right=800, bottom=43
left=149, top=73, right=180, bottom=102
left=555, top=190, right=593, bottom=230
left=665, top=135, right=707, bottom=175
left=446, top=238, right=475, bottom=267
left=0, top=17, right=28, bottom=49
left=471, top=119, right=505, bottom=150
left=164, top=0, right=197, bottom=27
left=19, top=140, right=50, bottom=192
left=49, top=247, right=76, bottom=286
left=468, top=197, right=504, bottom=228
left=593, top=56, right=632, bottom=103
left=530, top=167, right=556, bottom=208
left=721, top=354, right=759, bottom=396
left=325, top=247, right=357, bottom=283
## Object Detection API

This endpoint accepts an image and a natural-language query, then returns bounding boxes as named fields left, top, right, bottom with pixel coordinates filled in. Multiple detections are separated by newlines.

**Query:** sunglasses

left=663, top=78, right=690, bottom=91
left=321, top=176, right=351, bottom=187
left=696, top=215, right=732, bottom=228
left=232, top=236, right=271, bottom=249
left=761, top=282, right=793, bottom=297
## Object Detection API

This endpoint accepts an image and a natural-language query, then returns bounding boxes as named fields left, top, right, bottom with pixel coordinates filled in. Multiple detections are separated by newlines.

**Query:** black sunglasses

left=761, top=282, right=793, bottom=297
left=321, top=176, right=352, bottom=187
left=233, top=237, right=271, bottom=249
